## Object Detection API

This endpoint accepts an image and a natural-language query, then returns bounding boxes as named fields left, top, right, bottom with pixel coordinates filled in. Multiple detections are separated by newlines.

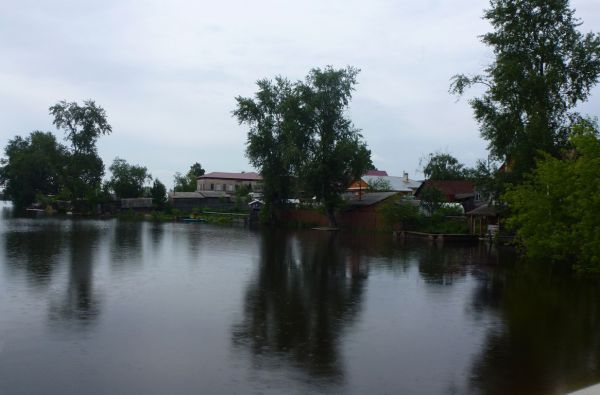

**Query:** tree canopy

left=451, top=0, right=600, bottom=181
left=235, top=67, right=372, bottom=225
left=107, top=157, right=152, bottom=199
left=49, top=100, right=112, bottom=199
left=420, top=152, right=466, bottom=180
left=0, top=131, right=67, bottom=207
left=173, top=162, right=205, bottom=192
left=504, top=119, right=600, bottom=272
left=367, top=177, right=392, bottom=191
left=49, top=100, right=112, bottom=154
left=150, top=179, right=167, bottom=208
left=298, top=67, right=372, bottom=224
left=234, top=76, right=309, bottom=209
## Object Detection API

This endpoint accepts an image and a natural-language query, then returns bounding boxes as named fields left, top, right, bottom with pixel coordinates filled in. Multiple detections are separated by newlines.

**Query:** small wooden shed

left=466, top=203, right=499, bottom=236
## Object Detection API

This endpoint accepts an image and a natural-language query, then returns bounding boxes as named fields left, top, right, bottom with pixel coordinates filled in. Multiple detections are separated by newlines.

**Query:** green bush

left=504, top=121, right=600, bottom=273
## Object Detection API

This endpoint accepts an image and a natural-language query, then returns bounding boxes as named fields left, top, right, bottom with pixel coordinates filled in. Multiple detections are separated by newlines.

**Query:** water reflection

left=233, top=230, right=367, bottom=383
left=3, top=220, right=66, bottom=289
left=2, top=212, right=600, bottom=394
left=469, top=262, right=600, bottom=395
left=49, top=222, right=102, bottom=328
left=111, top=220, right=144, bottom=266
left=417, top=244, right=517, bottom=287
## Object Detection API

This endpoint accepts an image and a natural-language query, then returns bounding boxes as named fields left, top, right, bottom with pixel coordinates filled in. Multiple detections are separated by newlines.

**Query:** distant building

left=169, top=191, right=233, bottom=211
left=197, top=172, right=263, bottom=195
left=414, top=180, right=481, bottom=211
left=120, top=198, right=153, bottom=211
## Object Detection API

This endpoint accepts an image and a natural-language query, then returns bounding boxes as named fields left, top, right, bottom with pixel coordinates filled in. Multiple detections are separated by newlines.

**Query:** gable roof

left=415, top=180, right=475, bottom=201
left=198, top=172, right=262, bottom=181
left=341, top=191, right=398, bottom=208
left=466, top=203, right=498, bottom=217
left=365, top=169, right=388, bottom=176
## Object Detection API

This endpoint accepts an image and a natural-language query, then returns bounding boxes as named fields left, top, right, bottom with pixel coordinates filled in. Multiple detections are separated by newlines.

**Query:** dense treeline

left=0, top=100, right=201, bottom=211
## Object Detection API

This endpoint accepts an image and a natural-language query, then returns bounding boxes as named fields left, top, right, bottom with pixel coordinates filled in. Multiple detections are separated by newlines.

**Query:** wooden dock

left=395, top=231, right=478, bottom=243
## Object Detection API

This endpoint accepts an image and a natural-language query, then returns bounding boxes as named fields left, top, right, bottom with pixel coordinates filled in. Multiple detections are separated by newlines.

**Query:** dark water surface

left=1, top=203, right=600, bottom=395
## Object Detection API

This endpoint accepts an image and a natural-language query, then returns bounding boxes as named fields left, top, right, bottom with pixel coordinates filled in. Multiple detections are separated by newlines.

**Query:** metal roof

left=466, top=203, right=498, bottom=217
left=342, top=191, right=399, bottom=208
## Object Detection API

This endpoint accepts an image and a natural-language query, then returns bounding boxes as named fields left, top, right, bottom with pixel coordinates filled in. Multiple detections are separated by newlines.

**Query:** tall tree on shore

left=234, top=67, right=372, bottom=225
left=297, top=67, right=372, bottom=226
left=234, top=76, right=312, bottom=218
left=49, top=100, right=112, bottom=199
left=451, top=0, right=600, bottom=182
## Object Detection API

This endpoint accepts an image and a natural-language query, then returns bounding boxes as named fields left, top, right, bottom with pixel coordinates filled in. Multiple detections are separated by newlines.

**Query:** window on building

left=210, top=183, right=214, bottom=191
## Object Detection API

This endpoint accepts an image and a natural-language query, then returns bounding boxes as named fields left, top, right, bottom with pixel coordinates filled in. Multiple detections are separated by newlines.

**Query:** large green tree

left=0, top=131, right=68, bottom=207
left=451, top=0, right=600, bottom=181
left=49, top=100, right=112, bottom=199
left=107, top=157, right=152, bottom=199
left=234, top=76, right=312, bottom=216
left=504, top=120, right=600, bottom=272
left=173, top=162, right=206, bottom=192
left=420, top=152, right=466, bottom=180
left=297, top=67, right=372, bottom=225
left=234, top=67, right=372, bottom=225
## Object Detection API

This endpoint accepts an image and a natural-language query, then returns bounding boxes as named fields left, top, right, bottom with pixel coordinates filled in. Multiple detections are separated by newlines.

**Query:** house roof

left=365, top=169, right=388, bottom=176
left=466, top=203, right=498, bottom=217
left=362, top=175, right=422, bottom=192
left=198, top=172, right=262, bottom=181
left=415, top=180, right=475, bottom=200
left=342, top=191, right=398, bottom=208
left=169, top=191, right=229, bottom=199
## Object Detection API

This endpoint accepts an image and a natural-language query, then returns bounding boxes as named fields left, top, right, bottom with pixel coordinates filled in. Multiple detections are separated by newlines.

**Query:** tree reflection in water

left=110, top=220, right=143, bottom=267
left=48, top=222, right=101, bottom=328
left=468, top=261, right=600, bottom=395
left=3, top=221, right=66, bottom=289
left=232, top=230, right=367, bottom=383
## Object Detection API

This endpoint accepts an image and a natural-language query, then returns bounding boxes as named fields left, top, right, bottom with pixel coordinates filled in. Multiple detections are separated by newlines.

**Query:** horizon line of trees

left=0, top=100, right=210, bottom=211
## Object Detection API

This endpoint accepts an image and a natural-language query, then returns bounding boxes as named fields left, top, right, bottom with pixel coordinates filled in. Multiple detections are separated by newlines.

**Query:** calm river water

left=1, top=202, right=600, bottom=395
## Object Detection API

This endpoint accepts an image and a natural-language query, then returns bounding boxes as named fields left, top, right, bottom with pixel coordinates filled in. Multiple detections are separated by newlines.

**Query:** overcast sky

left=2, top=0, right=599, bottom=187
